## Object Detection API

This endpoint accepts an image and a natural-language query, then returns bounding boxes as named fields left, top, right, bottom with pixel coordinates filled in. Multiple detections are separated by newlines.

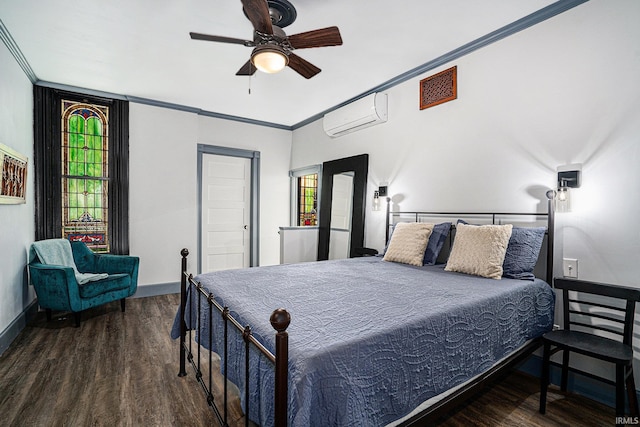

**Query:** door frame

left=197, top=144, right=260, bottom=273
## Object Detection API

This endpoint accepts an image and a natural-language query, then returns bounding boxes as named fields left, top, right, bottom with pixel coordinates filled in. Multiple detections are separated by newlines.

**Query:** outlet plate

left=563, top=258, right=578, bottom=278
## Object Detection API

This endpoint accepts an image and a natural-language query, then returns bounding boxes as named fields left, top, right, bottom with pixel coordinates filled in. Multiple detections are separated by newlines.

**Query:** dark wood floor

left=0, top=294, right=615, bottom=426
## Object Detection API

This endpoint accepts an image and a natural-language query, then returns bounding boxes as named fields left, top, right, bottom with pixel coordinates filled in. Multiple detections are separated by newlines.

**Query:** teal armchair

left=28, top=239, right=139, bottom=327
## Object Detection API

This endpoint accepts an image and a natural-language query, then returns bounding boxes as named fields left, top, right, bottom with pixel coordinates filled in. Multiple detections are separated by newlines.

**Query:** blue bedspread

left=172, top=257, right=554, bottom=426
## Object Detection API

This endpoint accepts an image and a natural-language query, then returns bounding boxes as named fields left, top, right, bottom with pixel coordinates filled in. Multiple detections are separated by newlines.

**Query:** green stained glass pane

left=87, top=131, right=98, bottom=149
left=69, top=116, right=79, bottom=145
left=305, top=187, right=314, bottom=208
left=68, top=178, right=77, bottom=194
left=71, top=114, right=84, bottom=136
left=68, top=116, right=77, bottom=135
left=69, top=132, right=78, bottom=149
left=88, top=117, right=102, bottom=138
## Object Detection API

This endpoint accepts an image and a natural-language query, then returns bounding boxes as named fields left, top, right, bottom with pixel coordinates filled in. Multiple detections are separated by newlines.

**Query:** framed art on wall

left=0, top=143, right=28, bottom=204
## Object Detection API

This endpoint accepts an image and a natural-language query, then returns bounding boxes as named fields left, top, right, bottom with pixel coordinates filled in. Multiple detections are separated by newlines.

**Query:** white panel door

left=201, top=154, right=251, bottom=272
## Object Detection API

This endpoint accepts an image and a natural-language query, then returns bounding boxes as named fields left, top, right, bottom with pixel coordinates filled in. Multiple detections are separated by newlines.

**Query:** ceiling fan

left=190, top=0, right=343, bottom=79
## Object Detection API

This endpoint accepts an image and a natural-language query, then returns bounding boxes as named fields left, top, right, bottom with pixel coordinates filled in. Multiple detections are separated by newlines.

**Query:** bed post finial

left=270, top=308, right=291, bottom=332
left=271, top=308, right=290, bottom=426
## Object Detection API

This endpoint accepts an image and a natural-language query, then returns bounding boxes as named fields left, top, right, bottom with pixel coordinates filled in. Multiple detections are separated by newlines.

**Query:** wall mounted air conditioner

left=323, top=92, right=388, bottom=137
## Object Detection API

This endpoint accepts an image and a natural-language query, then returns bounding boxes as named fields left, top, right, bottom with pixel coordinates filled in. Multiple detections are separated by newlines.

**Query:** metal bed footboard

left=177, top=248, right=290, bottom=427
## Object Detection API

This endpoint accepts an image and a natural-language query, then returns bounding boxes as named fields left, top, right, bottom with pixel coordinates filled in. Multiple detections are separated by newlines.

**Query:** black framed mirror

left=317, top=154, right=369, bottom=260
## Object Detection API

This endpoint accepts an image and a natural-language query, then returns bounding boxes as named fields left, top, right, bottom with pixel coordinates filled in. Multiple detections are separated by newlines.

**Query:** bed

left=173, top=194, right=556, bottom=426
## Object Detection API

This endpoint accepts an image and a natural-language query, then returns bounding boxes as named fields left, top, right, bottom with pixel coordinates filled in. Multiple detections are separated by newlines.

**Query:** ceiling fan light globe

left=252, top=50, right=288, bottom=74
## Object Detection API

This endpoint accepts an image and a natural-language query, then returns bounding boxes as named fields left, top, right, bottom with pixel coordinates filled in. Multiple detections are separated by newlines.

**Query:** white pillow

left=383, top=222, right=434, bottom=266
left=445, top=223, right=513, bottom=279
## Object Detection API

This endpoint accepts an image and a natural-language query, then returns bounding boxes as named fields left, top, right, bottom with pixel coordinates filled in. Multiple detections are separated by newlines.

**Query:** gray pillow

left=502, top=226, right=546, bottom=280
left=423, top=222, right=451, bottom=265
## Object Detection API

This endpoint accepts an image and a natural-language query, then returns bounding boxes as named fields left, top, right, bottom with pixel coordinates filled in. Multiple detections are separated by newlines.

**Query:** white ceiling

left=0, top=0, right=559, bottom=127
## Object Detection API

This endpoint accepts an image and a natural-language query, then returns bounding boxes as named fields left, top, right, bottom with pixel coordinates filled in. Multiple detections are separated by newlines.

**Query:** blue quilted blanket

left=172, top=257, right=554, bottom=426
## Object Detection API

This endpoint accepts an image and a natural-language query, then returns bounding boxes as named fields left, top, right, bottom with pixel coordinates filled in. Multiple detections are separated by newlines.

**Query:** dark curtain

left=33, top=86, right=130, bottom=254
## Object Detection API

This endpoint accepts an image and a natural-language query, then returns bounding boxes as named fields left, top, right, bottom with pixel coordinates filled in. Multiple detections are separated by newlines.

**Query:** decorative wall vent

left=420, top=66, right=457, bottom=110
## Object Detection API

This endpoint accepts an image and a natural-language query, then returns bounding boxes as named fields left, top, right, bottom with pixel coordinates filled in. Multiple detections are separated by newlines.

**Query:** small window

left=297, top=173, right=318, bottom=226
left=290, top=165, right=321, bottom=227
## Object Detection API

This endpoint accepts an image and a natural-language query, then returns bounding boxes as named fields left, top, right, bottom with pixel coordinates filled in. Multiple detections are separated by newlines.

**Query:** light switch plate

left=563, top=258, right=578, bottom=278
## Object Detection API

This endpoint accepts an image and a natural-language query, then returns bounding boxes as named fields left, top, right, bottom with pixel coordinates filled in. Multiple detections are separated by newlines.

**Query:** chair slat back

left=555, top=278, right=640, bottom=346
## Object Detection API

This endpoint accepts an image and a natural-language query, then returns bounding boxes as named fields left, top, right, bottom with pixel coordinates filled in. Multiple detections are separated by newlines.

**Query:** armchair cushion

left=78, top=273, right=131, bottom=299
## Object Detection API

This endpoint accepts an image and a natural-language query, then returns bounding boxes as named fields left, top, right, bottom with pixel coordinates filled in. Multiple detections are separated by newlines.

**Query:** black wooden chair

left=539, top=278, right=640, bottom=418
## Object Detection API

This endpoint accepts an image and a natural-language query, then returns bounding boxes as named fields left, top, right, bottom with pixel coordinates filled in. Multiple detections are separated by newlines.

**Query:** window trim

left=289, top=165, right=322, bottom=227
left=61, top=101, right=110, bottom=252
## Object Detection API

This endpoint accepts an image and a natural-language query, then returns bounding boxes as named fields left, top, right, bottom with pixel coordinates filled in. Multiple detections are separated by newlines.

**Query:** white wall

left=129, top=103, right=292, bottom=286
left=0, top=42, right=35, bottom=335
left=292, top=0, right=640, bottom=282
left=291, top=0, right=640, bottom=380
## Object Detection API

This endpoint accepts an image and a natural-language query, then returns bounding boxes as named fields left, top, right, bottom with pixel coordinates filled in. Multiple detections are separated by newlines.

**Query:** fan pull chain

left=248, top=75, right=252, bottom=95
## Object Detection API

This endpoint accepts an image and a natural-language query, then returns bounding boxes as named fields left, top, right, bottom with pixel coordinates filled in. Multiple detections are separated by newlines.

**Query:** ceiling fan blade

left=287, top=53, right=321, bottom=79
left=236, top=59, right=257, bottom=76
left=288, top=26, right=343, bottom=49
left=190, top=32, right=254, bottom=46
left=241, top=0, right=273, bottom=35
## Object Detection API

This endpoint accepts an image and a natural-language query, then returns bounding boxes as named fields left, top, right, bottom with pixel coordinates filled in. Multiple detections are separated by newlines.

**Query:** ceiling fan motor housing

left=243, top=0, right=297, bottom=28
left=254, top=25, right=288, bottom=45
left=267, top=0, right=297, bottom=27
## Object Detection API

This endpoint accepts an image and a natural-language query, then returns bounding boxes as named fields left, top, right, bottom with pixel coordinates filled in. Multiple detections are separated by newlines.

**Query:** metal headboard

left=384, top=191, right=556, bottom=284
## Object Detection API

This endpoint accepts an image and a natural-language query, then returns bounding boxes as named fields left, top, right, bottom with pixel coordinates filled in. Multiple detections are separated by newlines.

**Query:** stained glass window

left=61, top=101, right=109, bottom=252
left=297, top=173, right=317, bottom=226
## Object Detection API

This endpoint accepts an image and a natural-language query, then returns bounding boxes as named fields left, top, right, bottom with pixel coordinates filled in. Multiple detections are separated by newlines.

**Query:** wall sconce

left=372, top=185, right=388, bottom=211
left=557, top=164, right=581, bottom=212
left=372, top=191, right=380, bottom=211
